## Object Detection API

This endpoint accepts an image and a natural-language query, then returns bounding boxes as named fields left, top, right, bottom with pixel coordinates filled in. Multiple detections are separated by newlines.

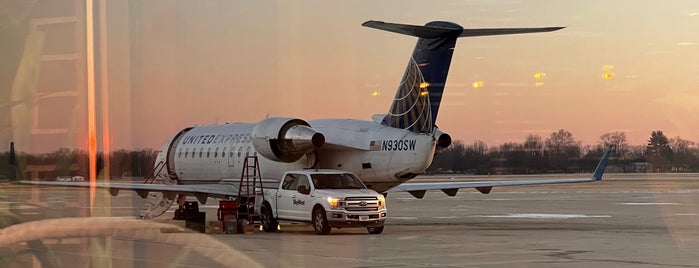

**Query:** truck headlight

left=326, top=197, right=341, bottom=208
left=378, top=195, right=386, bottom=209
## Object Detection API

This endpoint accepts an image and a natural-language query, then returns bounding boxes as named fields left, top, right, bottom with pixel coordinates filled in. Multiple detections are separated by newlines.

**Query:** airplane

left=17, top=20, right=611, bottom=219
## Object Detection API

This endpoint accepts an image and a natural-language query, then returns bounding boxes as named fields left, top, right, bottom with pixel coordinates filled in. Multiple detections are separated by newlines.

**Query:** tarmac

left=2, top=173, right=699, bottom=267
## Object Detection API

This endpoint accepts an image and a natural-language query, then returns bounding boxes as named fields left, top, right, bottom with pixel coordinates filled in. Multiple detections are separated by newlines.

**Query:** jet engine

left=252, top=117, right=325, bottom=162
left=434, top=129, right=452, bottom=153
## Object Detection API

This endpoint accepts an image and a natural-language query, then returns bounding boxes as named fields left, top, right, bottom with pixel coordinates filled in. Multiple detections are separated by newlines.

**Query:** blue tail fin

left=362, top=21, right=564, bottom=133
left=592, top=145, right=612, bottom=181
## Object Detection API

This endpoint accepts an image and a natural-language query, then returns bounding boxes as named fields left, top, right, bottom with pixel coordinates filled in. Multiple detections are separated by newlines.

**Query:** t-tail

left=362, top=21, right=564, bottom=134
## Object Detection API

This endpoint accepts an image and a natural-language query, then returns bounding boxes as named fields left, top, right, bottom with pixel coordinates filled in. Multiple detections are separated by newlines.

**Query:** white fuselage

left=156, top=119, right=437, bottom=192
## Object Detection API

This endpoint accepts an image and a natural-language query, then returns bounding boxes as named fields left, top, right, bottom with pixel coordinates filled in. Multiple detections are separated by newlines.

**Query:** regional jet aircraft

left=20, top=20, right=611, bottom=219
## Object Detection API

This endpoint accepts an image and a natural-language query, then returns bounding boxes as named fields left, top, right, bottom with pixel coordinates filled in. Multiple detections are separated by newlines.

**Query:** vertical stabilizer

left=362, top=21, right=563, bottom=133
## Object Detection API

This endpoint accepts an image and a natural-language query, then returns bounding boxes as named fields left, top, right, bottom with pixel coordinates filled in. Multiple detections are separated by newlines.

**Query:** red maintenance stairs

left=217, top=155, right=265, bottom=233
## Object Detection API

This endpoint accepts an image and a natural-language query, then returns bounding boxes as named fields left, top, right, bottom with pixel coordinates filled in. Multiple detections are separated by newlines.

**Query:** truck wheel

left=261, top=203, right=278, bottom=232
left=312, top=207, right=331, bottom=235
left=367, top=226, right=384, bottom=234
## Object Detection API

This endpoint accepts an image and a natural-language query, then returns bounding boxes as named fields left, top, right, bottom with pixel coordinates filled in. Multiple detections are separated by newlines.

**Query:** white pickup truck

left=260, top=169, right=387, bottom=235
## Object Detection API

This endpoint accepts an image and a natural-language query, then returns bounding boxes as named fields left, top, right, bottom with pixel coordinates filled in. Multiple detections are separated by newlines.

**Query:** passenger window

left=207, top=147, right=211, bottom=158
left=215, top=147, right=219, bottom=158
left=238, top=146, right=242, bottom=157
left=199, top=148, right=203, bottom=158
left=184, top=148, right=188, bottom=158
left=221, top=147, right=226, bottom=158
left=178, top=149, right=182, bottom=158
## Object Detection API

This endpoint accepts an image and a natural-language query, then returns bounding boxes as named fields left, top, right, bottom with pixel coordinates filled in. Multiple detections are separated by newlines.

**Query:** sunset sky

left=98, top=1, right=699, bottom=150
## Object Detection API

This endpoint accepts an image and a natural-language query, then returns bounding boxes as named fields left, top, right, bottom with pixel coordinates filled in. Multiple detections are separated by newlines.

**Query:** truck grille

left=343, top=196, right=380, bottom=211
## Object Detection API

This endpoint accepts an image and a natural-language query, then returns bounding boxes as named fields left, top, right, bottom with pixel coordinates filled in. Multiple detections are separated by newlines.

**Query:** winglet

left=592, top=146, right=612, bottom=181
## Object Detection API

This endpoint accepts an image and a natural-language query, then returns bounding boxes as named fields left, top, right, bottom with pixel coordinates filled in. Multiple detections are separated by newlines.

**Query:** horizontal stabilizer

left=362, top=21, right=461, bottom=38
left=460, top=27, right=565, bottom=37
left=363, top=20, right=565, bottom=39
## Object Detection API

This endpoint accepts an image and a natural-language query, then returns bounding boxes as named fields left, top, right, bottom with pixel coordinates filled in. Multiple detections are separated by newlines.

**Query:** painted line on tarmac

left=618, top=202, right=681, bottom=205
left=473, top=213, right=612, bottom=219
left=10, top=204, right=38, bottom=210
left=79, top=206, right=140, bottom=209
left=391, top=216, right=419, bottom=220
left=433, top=216, right=460, bottom=219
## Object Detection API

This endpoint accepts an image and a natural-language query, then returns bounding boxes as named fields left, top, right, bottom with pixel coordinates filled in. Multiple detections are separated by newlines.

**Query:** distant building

left=631, top=162, right=648, bottom=173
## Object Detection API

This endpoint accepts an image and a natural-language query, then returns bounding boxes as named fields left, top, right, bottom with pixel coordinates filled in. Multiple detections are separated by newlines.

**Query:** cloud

left=676, top=42, right=697, bottom=46
left=655, top=94, right=699, bottom=113
left=644, top=50, right=672, bottom=55
left=495, top=120, right=544, bottom=125
left=555, top=30, right=606, bottom=38
left=494, top=82, right=531, bottom=88
left=494, top=92, right=510, bottom=97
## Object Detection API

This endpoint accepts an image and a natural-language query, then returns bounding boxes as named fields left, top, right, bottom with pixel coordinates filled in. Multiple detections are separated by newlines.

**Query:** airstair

left=144, top=160, right=166, bottom=184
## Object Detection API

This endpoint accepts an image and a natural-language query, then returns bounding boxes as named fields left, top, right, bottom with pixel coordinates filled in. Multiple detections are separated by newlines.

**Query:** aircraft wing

left=19, top=181, right=240, bottom=202
left=386, top=146, right=612, bottom=198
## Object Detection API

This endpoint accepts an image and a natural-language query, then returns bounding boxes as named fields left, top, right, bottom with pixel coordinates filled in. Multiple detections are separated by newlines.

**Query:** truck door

left=291, top=174, right=313, bottom=220
left=276, top=174, right=300, bottom=220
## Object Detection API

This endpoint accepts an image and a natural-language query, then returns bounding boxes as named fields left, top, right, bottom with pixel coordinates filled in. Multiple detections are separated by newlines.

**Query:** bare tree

left=545, top=129, right=582, bottom=171
left=523, top=134, right=544, bottom=156
left=522, top=134, right=545, bottom=173
left=599, top=131, right=630, bottom=159
left=428, top=140, right=465, bottom=174
left=468, top=140, right=488, bottom=155
left=670, top=137, right=694, bottom=154
left=628, top=145, right=646, bottom=161
left=463, top=140, right=490, bottom=174
left=669, top=137, right=697, bottom=172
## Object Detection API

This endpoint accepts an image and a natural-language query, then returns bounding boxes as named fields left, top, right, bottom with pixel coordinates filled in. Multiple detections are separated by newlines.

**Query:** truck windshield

left=311, top=173, right=366, bottom=190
